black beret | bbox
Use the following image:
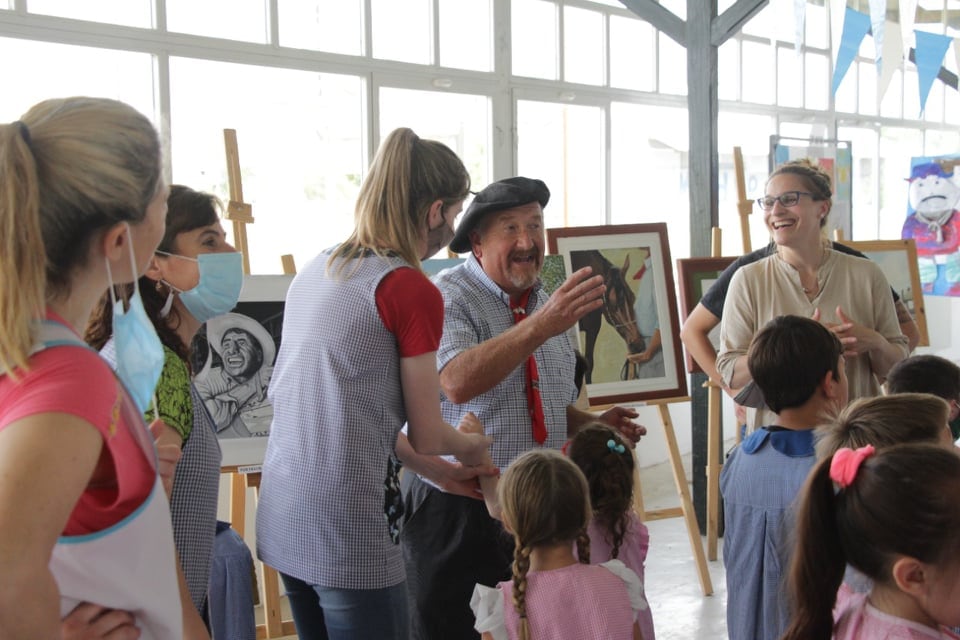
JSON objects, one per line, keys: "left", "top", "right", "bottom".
{"left": 449, "top": 177, "right": 550, "bottom": 254}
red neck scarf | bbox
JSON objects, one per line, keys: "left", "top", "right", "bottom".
{"left": 511, "top": 289, "right": 547, "bottom": 444}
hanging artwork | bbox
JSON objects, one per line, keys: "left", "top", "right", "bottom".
{"left": 547, "top": 223, "right": 686, "bottom": 406}
{"left": 902, "top": 155, "right": 960, "bottom": 297}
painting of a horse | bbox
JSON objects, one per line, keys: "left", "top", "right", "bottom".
{"left": 570, "top": 249, "right": 644, "bottom": 384}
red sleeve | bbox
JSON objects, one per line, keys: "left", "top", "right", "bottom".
{"left": 376, "top": 267, "right": 444, "bottom": 357}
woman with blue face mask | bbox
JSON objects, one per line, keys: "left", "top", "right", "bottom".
{"left": 87, "top": 184, "right": 244, "bottom": 630}
{"left": 0, "top": 98, "right": 209, "bottom": 639}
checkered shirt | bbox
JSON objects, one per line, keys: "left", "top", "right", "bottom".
{"left": 433, "top": 255, "right": 578, "bottom": 470}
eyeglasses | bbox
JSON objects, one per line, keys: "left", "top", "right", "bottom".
{"left": 756, "top": 191, "right": 815, "bottom": 210}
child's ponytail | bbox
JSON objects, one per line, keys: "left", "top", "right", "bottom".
{"left": 781, "top": 457, "right": 846, "bottom": 640}
{"left": 512, "top": 542, "right": 533, "bottom": 640}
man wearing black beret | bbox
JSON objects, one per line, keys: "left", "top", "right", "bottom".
{"left": 401, "top": 176, "right": 647, "bottom": 639}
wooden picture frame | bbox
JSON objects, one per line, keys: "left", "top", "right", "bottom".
{"left": 547, "top": 223, "right": 687, "bottom": 406}
{"left": 676, "top": 256, "right": 738, "bottom": 374}
{"left": 843, "top": 239, "right": 929, "bottom": 346}
{"left": 191, "top": 275, "right": 293, "bottom": 467}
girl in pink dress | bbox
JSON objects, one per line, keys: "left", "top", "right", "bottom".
{"left": 782, "top": 443, "right": 960, "bottom": 640}
{"left": 470, "top": 449, "right": 647, "bottom": 640}
{"left": 568, "top": 423, "right": 655, "bottom": 640}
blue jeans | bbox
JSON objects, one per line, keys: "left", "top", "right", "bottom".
{"left": 280, "top": 573, "right": 409, "bottom": 640}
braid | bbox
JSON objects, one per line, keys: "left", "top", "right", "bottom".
{"left": 576, "top": 530, "right": 591, "bottom": 564}
{"left": 610, "top": 511, "right": 629, "bottom": 560}
{"left": 512, "top": 543, "right": 533, "bottom": 640}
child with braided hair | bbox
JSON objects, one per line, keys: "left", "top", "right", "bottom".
{"left": 469, "top": 449, "right": 647, "bottom": 640}
{"left": 568, "top": 423, "right": 655, "bottom": 640}
{"left": 782, "top": 443, "right": 960, "bottom": 639}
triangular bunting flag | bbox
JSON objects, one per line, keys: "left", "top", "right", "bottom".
{"left": 832, "top": 8, "right": 871, "bottom": 95}
{"left": 829, "top": 0, "right": 847, "bottom": 62}
{"left": 878, "top": 20, "right": 903, "bottom": 108}
{"left": 868, "top": 0, "right": 886, "bottom": 65}
{"left": 914, "top": 30, "right": 953, "bottom": 116}
{"left": 899, "top": 0, "right": 918, "bottom": 58}
{"left": 794, "top": 0, "right": 806, "bottom": 56}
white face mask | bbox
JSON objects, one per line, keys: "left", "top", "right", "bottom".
{"left": 156, "top": 251, "right": 244, "bottom": 322}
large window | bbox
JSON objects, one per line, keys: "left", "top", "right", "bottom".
{"left": 1, "top": 0, "right": 957, "bottom": 268}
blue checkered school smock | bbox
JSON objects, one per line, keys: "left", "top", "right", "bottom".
{"left": 256, "top": 249, "right": 414, "bottom": 590}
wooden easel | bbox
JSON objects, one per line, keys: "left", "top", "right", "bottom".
{"left": 220, "top": 130, "right": 295, "bottom": 639}
{"left": 621, "top": 396, "right": 713, "bottom": 596}
{"left": 704, "top": 227, "right": 724, "bottom": 562}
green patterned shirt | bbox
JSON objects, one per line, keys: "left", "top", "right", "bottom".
{"left": 146, "top": 346, "right": 193, "bottom": 442}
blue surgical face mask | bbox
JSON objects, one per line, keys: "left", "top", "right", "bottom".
{"left": 156, "top": 251, "right": 243, "bottom": 323}
{"left": 107, "top": 223, "right": 165, "bottom": 415}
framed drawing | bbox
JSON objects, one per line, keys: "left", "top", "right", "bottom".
{"left": 191, "top": 274, "right": 293, "bottom": 466}
{"left": 844, "top": 239, "right": 929, "bottom": 346}
{"left": 676, "top": 256, "right": 737, "bottom": 374}
{"left": 547, "top": 223, "right": 687, "bottom": 406}
{"left": 422, "top": 257, "right": 465, "bottom": 277}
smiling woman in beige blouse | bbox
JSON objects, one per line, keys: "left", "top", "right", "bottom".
{"left": 716, "top": 159, "right": 909, "bottom": 431}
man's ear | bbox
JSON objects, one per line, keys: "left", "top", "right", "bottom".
{"left": 891, "top": 555, "right": 929, "bottom": 597}
{"left": 821, "top": 369, "right": 841, "bottom": 400}
{"left": 470, "top": 229, "right": 483, "bottom": 259}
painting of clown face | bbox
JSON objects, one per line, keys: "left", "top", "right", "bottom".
{"left": 902, "top": 157, "right": 960, "bottom": 296}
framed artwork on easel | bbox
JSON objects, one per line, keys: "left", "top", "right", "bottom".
{"left": 676, "top": 256, "right": 738, "bottom": 374}
{"left": 547, "top": 223, "right": 686, "bottom": 406}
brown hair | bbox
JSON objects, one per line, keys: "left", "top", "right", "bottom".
{"left": 86, "top": 185, "right": 223, "bottom": 364}
{"left": 498, "top": 449, "right": 591, "bottom": 640}
{"left": 783, "top": 444, "right": 960, "bottom": 640}
{"left": 768, "top": 158, "right": 833, "bottom": 227}
{"left": 567, "top": 423, "right": 634, "bottom": 559}
{"left": 328, "top": 127, "right": 469, "bottom": 274}
{"left": 0, "top": 97, "right": 161, "bottom": 377}
{"left": 814, "top": 393, "right": 949, "bottom": 460}
{"left": 885, "top": 354, "right": 960, "bottom": 401}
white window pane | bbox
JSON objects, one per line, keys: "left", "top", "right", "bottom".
{"left": 278, "top": 0, "right": 362, "bottom": 55}
{"left": 878, "top": 126, "right": 922, "bottom": 239}
{"left": 27, "top": 0, "right": 152, "bottom": 27}
{"left": 169, "top": 58, "right": 364, "bottom": 275}
{"left": 167, "top": 0, "right": 268, "bottom": 43}
{"left": 946, "top": 78, "right": 960, "bottom": 124}
{"left": 512, "top": 0, "right": 558, "bottom": 79}
{"left": 879, "top": 68, "right": 902, "bottom": 118}
{"left": 371, "top": 0, "right": 431, "bottom": 64}
{"left": 0, "top": 38, "right": 155, "bottom": 121}
{"left": 718, "top": 38, "right": 739, "bottom": 101}
{"left": 610, "top": 15, "right": 655, "bottom": 91}
{"left": 856, "top": 61, "right": 877, "bottom": 116}
{"left": 516, "top": 100, "right": 604, "bottom": 229}
{"left": 611, "top": 103, "right": 689, "bottom": 258}
{"left": 378, "top": 87, "right": 491, "bottom": 204}
{"left": 777, "top": 47, "right": 802, "bottom": 107}
{"left": 804, "top": 52, "right": 828, "bottom": 110}
{"left": 779, "top": 121, "right": 815, "bottom": 138}
{"left": 742, "top": 40, "right": 774, "bottom": 104}
{"left": 743, "top": 0, "right": 790, "bottom": 41}
{"left": 658, "top": 35, "right": 686, "bottom": 95}
{"left": 925, "top": 129, "right": 960, "bottom": 157}
{"left": 903, "top": 67, "right": 920, "bottom": 118}
{"left": 804, "top": 1, "right": 827, "bottom": 50}
{"left": 719, "top": 111, "right": 772, "bottom": 255}
{"left": 439, "top": 0, "right": 492, "bottom": 72}
{"left": 563, "top": 6, "right": 604, "bottom": 85}
{"left": 923, "top": 79, "right": 944, "bottom": 123}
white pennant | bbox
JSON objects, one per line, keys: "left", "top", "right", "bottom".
{"left": 878, "top": 20, "right": 903, "bottom": 108}
{"left": 899, "top": 0, "right": 918, "bottom": 58}
{"left": 794, "top": 0, "right": 806, "bottom": 56}
{"left": 829, "top": 0, "right": 847, "bottom": 63}
{"left": 868, "top": 0, "right": 886, "bottom": 65}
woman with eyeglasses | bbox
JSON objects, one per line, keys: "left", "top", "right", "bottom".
{"left": 715, "top": 159, "right": 910, "bottom": 431}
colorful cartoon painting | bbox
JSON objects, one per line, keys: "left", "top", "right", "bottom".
{"left": 903, "top": 155, "right": 960, "bottom": 296}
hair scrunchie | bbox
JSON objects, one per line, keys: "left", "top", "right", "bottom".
{"left": 829, "top": 445, "right": 875, "bottom": 489}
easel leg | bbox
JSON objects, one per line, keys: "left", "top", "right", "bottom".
{"left": 706, "top": 385, "right": 722, "bottom": 561}
{"left": 658, "top": 404, "right": 714, "bottom": 596}
{"left": 230, "top": 472, "right": 246, "bottom": 538}
{"left": 633, "top": 449, "right": 646, "bottom": 521}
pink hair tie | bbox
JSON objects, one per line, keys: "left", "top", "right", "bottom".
{"left": 829, "top": 445, "right": 876, "bottom": 489}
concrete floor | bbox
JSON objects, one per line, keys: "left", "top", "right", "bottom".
{"left": 262, "top": 447, "right": 733, "bottom": 639}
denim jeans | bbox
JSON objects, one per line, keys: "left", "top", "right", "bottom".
{"left": 280, "top": 573, "right": 409, "bottom": 640}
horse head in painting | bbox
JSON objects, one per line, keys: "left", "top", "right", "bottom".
{"left": 569, "top": 250, "right": 645, "bottom": 384}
